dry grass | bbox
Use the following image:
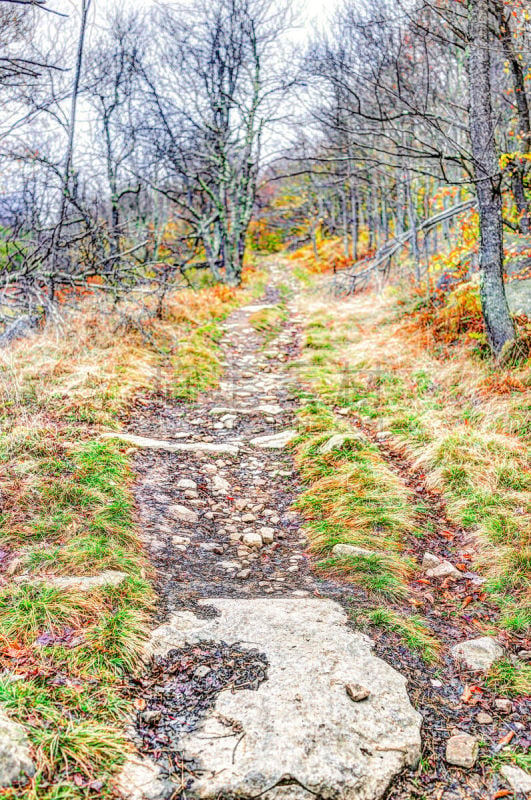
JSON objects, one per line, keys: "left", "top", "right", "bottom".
{"left": 295, "top": 285, "right": 531, "bottom": 634}
{"left": 288, "top": 233, "right": 373, "bottom": 276}
{"left": 292, "top": 401, "right": 415, "bottom": 599}
{"left": 351, "top": 607, "right": 440, "bottom": 663}
{"left": 0, "top": 271, "right": 264, "bottom": 798}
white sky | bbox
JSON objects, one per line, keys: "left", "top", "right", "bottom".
{"left": 46, "top": 0, "right": 338, "bottom": 47}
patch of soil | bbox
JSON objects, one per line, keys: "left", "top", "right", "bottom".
{"left": 127, "top": 642, "right": 268, "bottom": 793}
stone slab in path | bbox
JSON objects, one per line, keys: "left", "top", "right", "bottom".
{"left": 101, "top": 432, "right": 239, "bottom": 455}
{"left": 249, "top": 429, "right": 296, "bottom": 449}
{"left": 148, "top": 597, "right": 422, "bottom": 800}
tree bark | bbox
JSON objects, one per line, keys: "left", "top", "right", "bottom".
{"left": 405, "top": 170, "right": 420, "bottom": 285}
{"left": 350, "top": 184, "right": 358, "bottom": 261}
{"left": 468, "top": 0, "right": 515, "bottom": 356}
{"left": 495, "top": 0, "right": 531, "bottom": 234}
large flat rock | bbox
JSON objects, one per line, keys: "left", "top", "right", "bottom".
{"left": 149, "top": 598, "right": 421, "bottom": 800}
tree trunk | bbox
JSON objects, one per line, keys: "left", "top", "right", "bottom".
{"left": 50, "top": 0, "right": 91, "bottom": 295}
{"left": 405, "top": 171, "right": 421, "bottom": 285}
{"left": 468, "top": 0, "right": 515, "bottom": 356}
{"left": 495, "top": 0, "right": 531, "bottom": 234}
{"left": 341, "top": 188, "right": 349, "bottom": 258}
{"left": 350, "top": 184, "right": 358, "bottom": 261}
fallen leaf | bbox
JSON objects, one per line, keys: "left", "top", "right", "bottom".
{"left": 133, "top": 697, "right": 147, "bottom": 711}
{"left": 461, "top": 684, "right": 483, "bottom": 704}
{"left": 498, "top": 731, "right": 515, "bottom": 747}
{"left": 493, "top": 791, "right": 512, "bottom": 799}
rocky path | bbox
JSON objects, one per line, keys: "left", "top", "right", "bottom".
{"left": 114, "top": 280, "right": 423, "bottom": 800}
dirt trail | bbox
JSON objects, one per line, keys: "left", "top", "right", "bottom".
{"left": 118, "top": 270, "right": 528, "bottom": 800}
{"left": 129, "top": 284, "right": 324, "bottom": 611}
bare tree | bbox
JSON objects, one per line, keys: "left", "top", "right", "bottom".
{"left": 298, "top": 0, "right": 525, "bottom": 356}
{"left": 138, "top": 0, "right": 291, "bottom": 285}
{"left": 468, "top": 0, "right": 515, "bottom": 354}
{"left": 85, "top": 9, "right": 145, "bottom": 257}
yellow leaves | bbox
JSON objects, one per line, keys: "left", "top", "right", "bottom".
{"left": 499, "top": 152, "right": 531, "bottom": 169}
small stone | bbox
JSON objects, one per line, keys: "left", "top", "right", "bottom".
{"left": 332, "top": 543, "right": 376, "bottom": 558}
{"left": 422, "top": 552, "right": 441, "bottom": 570}
{"left": 237, "top": 568, "right": 251, "bottom": 579}
{"left": 500, "top": 765, "right": 531, "bottom": 794}
{"left": 194, "top": 665, "right": 211, "bottom": 679}
{"left": 257, "top": 404, "right": 283, "bottom": 415}
{"left": 0, "top": 709, "right": 35, "bottom": 787}
{"left": 169, "top": 505, "right": 198, "bottom": 524}
{"left": 212, "top": 475, "right": 230, "bottom": 492}
{"left": 494, "top": 698, "right": 513, "bottom": 714}
{"left": 451, "top": 637, "right": 504, "bottom": 672}
{"left": 203, "top": 464, "right": 218, "bottom": 474}
{"left": 476, "top": 712, "right": 493, "bottom": 724}
{"left": 445, "top": 733, "right": 479, "bottom": 768}
{"left": 517, "top": 649, "right": 531, "bottom": 661}
{"left": 242, "top": 513, "right": 257, "bottom": 523}
{"left": 346, "top": 683, "right": 370, "bottom": 702}
{"left": 184, "top": 489, "right": 198, "bottom": 499}
{"left": 375, "top": 431, "right": 392, "bottom": 440}
{"left": 249, "top": 430, "right": 296, "bottom": 449}
{"left": 242, "top": 532, "right": 263, "bottom": 548}
{"left": 287, "top": 565, "right": 298, "bottom": 573}
{"left": 220, "top": 560, "right": 239, "bottom": 570}
{"left": 200, "top": 543, "right": 219, "bottom": 552}
{"left": 177, "top": 478, "right": 197, "bottom": 490}
{"left": 172, "top": 535, "right": 191, "bottom": 545}
{"left": 213, "top": 546, "right": 225, "bottom": 555}
{"left": 426, "top": 560, "right": 462, "bottom": 580}
{"left": 259, "top": 527, "right": 275, "bottom": 544}
{"left": 140, "top": 709, "right": 162, "bottom": 726}
{"left": 430, "top": 679, "right": 443, "bottom": 688}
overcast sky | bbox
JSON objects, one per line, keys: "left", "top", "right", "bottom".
{"left": 46, "top": 0, "right": 338, "bottom": 47}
